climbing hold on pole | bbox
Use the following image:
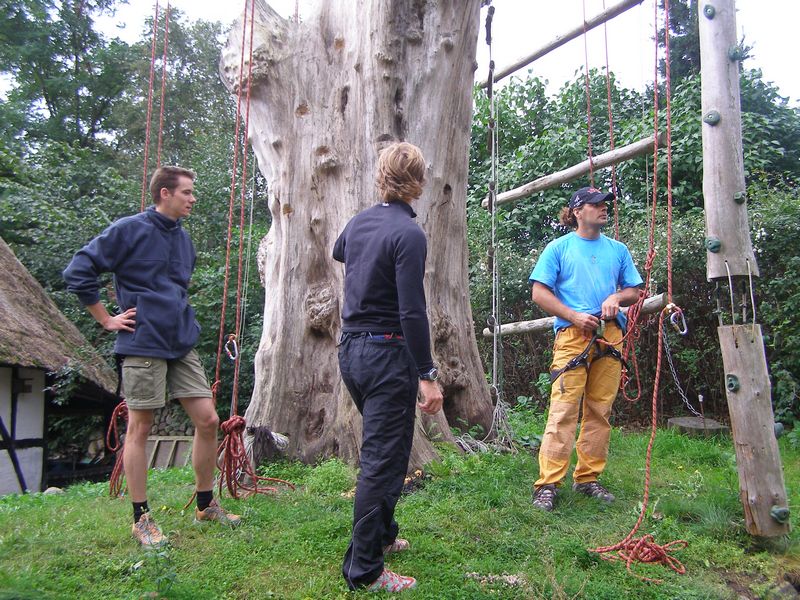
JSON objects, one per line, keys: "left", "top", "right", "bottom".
{"left": 705, "top": 237, "right": 722, "bottom": 253}
{"left": 703, "top": 110, "right": 721, "bottom": 125}
{"left": 770, "top": 505, "right": 790, "bottom": 524}
{"left": 703, "top": 4, "right": 716, "bottom": 19}
{"left": 725, "top": 374, "right": 740, "bottom": 393}
{"left": 728, "top": 45, "right": 744, "bottom": 62}
{"left": 733, "top": 191, "right": 746, "bottom": 205}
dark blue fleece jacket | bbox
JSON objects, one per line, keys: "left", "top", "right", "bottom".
{"left": 63, "top": 206, "right": 200, "bottom": 359}
{"left": 333, "top": 201, "right": 434, "bottom": 375}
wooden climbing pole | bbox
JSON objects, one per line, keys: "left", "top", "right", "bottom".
{"left": 699, "top": 0, "right": 789, "bottom": 537}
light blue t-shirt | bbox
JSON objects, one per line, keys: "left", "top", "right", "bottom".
{"left": 529, "top": 232, "right": 643, "bottom": 332}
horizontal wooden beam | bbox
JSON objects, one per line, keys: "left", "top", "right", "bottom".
{"left": 481, "top": 0, "right": 645, "bottom": 87}
{"left": 482, "top": 132, "right": 664, "bottom": 209}
{"left": 482, "top": 293, "right": 667, "bottom": 338}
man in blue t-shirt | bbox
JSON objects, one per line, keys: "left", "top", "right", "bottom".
{"left": 528, "top": 187, "right": 643, "bottom": 512}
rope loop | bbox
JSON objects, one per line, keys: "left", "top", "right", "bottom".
{"left": 106, "top": 400, "right": 129, "bottom": 497}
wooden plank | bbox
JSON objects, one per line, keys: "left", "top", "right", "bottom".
{"left": 481, "top": 0, "right": 645, "bottom": 86}
{"left": 718, "top": 325, "right": 788, "bottom": 537}
{"left": 482, "top": 133, "right": 664, "bottom": 209}
{"left": 147, "top": 439, "right": 160, "bottom": 470}
{"left": 165, "top": 440, "right": 178, "bottom": 469}
{"left": 145, "top": 436, "right": 194, "bottom": 470}
{"left": 699, "top": 0, "right": 758, "bottom": 279}
{"left": 482, "top": 293, "right": 666, "bottom": 338}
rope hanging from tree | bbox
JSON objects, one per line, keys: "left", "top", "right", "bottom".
{"left": 139, "top": 0, "right": 170, "bottom": 212}
{"left": 211, "top": 0, "right": 293, "bottom": 498}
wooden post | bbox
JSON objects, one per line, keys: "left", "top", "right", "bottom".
{"left": 718, "top": 326, "right": 788, "bottom": 537}
{"left": 699, "top": 0, "right": 788, "bottom": 536}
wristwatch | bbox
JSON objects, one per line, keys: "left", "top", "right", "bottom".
{"left": 420, "top": 367, "right": 439, "bottom": 382}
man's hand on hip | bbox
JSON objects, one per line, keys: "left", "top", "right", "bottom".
{"left": 104, "top": 307, "right": 137, "bottom": 332}
{"left": 418, "top": 380, "right": 443, "bottom": 415}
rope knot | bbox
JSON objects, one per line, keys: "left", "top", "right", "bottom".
{"left": 221, "top": 414, "right": 246, "bottom": 435}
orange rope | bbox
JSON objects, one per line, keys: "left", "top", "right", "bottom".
{"left": 581, "top": 0, "right": 595, "bottom": 187}
{"left": 212, "top": 0, "right": 294, "bottom": 499}
{"left": 156, "top": 0, "right": 170, "bottom": 167}
{"left": 601, "top": 0, "right": 620, "bottom": 240}
{"left": 212, "top": 0, "right": 251, "bottom": 400}
{"left": 106, "top": 401, "right": 128, "bottom": 497}
{"left": 664, "top": 0, "right": 674, "bottom": 302}
{"left": 139, "top": 0, "right": 160, "bottom": 212}
{"left": 591, "top": 2, "right": 687, "bottom": 581}
{"left": 590, "top": 310, "right": 687, "bottom": 582}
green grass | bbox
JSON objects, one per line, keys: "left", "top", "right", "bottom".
{"left": 0, "top": 416, "right": 798, "bottom": 599}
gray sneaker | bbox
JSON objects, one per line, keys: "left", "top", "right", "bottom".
{"left": 572, "top": 481, "right": 615, "bottom": 503}
{"left": 532, "top": 484, "right": 558, "bottom": 511}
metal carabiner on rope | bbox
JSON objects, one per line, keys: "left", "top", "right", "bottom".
{"left": 224, "top": 333, "right": 239, "bottom": 361}
{"left": 666, "top": 303, "right": 689, "bottom": 336}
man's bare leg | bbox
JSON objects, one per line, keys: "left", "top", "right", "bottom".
{"left": 179, "top": 397, "right": 219, "bottom": 491}
{"left": 124, "top": 408, "right": 155, "bottom": 503}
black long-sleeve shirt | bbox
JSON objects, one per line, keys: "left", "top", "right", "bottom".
{"left": 333, "top": 201, "right": 434, "bottom": 375}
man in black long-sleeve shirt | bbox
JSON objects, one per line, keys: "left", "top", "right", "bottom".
{"left": 334, "top": 142, "right": 443, "bottom": 593}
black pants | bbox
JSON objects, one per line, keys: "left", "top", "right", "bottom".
{"left": 338, "top": 333, "right": 418, "bottom": 590}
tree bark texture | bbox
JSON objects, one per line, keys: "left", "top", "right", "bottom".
{"left": 220, "top": 0, "right": 493, "bottom": 469}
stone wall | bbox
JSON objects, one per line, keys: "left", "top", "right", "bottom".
{"left": 151, "top": 403, "right": 193, "bottom": 436}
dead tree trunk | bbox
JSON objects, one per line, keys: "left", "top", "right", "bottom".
{"left": 220, "top": 0, "right": 493, "bottom": 469}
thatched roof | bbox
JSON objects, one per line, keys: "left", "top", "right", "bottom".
{"left": 0, "top": 236, "right": 116, "bottom": 395}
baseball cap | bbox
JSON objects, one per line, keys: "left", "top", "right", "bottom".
{"left": 569, "top": 187, "right": 614, "bottom": 209}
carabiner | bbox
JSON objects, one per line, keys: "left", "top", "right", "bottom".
{"left": 224, "top": 333, "right": 239, "bottom": 361}
{"left": 668, "top": 305, "right": 689, "bottom": 336}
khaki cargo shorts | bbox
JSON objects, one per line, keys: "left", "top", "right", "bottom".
{"left": 122, "top": 349, "right": 212, "bottom": 410}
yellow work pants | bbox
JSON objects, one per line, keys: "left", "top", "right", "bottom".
{"left": 535, "top": 323, "right": 623, "bottom": 488}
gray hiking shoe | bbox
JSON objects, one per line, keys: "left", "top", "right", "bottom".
{"left": 573, "top": 481, "right": 615, "bottom": 503}
{"left": 532, "top": 484, "right": 558, "bottom": 512}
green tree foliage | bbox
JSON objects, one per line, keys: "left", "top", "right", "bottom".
{"left": 0, "top": 0, "right": 133, "bottom": 148}
{"left": 657, "top": 0, "right": 701, "bottom": 80}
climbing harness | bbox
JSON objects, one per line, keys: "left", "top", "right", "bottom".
{"left": 549, "top": 328, "right": 628, "bottom": 394}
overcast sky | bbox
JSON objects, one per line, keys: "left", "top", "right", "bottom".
{"left": 95, "top": 0, "right": 799, "bottom": 105}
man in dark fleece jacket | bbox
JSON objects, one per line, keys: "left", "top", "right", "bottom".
{"left": 333, "top": 142, "right": 443, "bottom": 593}
{"left": 63, "top": 166, "right": 239, "bottom": 549}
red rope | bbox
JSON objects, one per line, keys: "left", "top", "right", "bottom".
{"left": 212, "top": 0, "right": 251, "bottom": 400}
{"left": 216, "top": 416, "right": 295, "bottom": 499}
{"left": 156, "top": 0, "right": 170, "bottom": 167}
{"left": 212, "top": 0, "right": 294, "bottom": 499}
{"left": 581, "top": 0, "right": 595, "bottom": 187}
{"left": 106, "top": 400, "right": 128, "bottom": 497}
{"left": 590, "top": 310, "right": 687, "bottom": 582}
{"left": 664, "top": 0, "right": 674, "bottom": 302}
{"left": 591, "top": 3, "right": 687, "bottom": 581}
{"left": 230, "top": 0, "right": 258, "bottom": 418}
{"left": 140, "top": 0, "right": 160, "bottom": 212}
{"left": 602, "top": 0, "right": 620, "bottom": 240}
